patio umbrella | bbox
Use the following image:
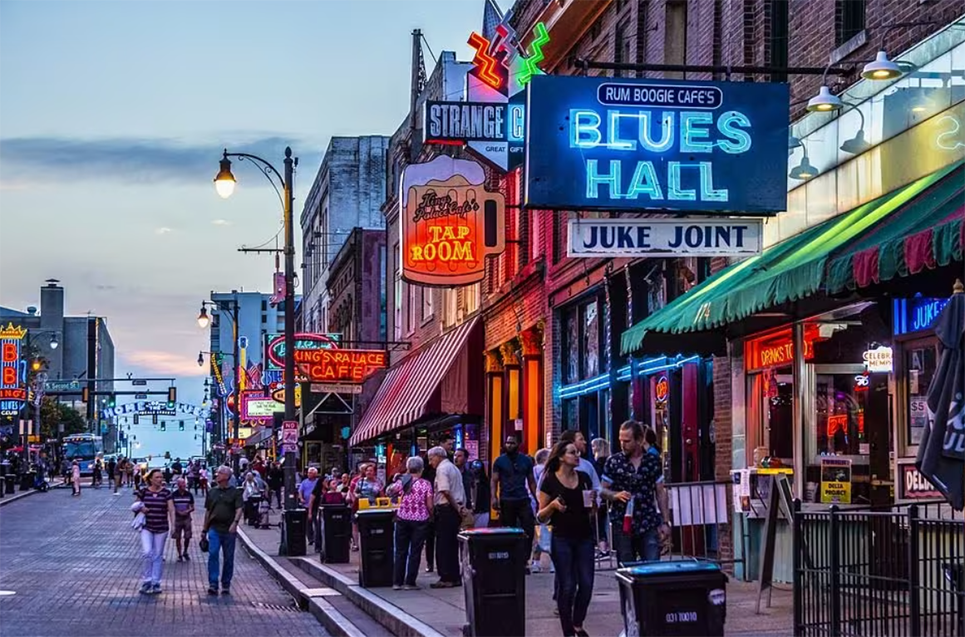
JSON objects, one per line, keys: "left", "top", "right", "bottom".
{"left": 915, "top": 279, "right": 965, "bottom": 510}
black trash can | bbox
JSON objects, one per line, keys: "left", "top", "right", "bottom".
{"left": 21, "top": 471, "right": 35, "bottom": 491}
{"left": 356, "top": 509, "right": 394, "bottom": 587}
{"left": 459, "top": 527, "right": 528, "bottom": 637}
{"left": 282, "top": 508, "right": 308, "bottom": 557}
{"left": 5, "top": 474, "right": 16, "bottom": 495}
{"left": 617, "top": 560, "right": 727, "bottom": 637}
{"left": 318, "top": 504, "right": 351, "bottom": 564}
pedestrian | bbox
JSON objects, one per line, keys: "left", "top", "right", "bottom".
{"left": 267, "top": 461, "right": 284, "bottom": 509}
{"left": 601, "top": 421, "right": 671, "bottom": 565}
{"left": 107, "top": 456, "right": 118, "bottom": 494}
{"left": 203, "top": 465, "right": 244, "bottom": 596}
{"left": 135, "top": 469, "right": 175, "bottom": 595}
{"left": 468, "top": 459, "right": 491, "bottom": 529}
{"left": 491, "top": 434, "right": 537, "bottom": 557}
{"left": 590, "top": 438, "right": 611, "bottom": 557}
{"left": 537, "top": 441, "right": 597, "bottom": 637}
{"left": 420, "top": 457, "right": 436, "bottom": 571}
{"left": 298, "top": 467, "right": 320, "bottom": 543}
{"left": 171, "top": 477, "right": 195, "bottom": 562}
{"left": 186, "top": 461, "right": 197, "bottom": 493}
{"left": 71, "top": 459, "right": 81, "bottom": 496}
{"left": 532, "top": 447, "right": 552, "bottom": 572}
{"left": 453, "top": 448, "right": 473, "bottom": 511}
{"left": 92, "top": 459, "right": 103, "bottom": 488}
{"left": 162, "top": 464, "right": 173, "bottom": 486}
{"left": 198, "top": 466, "right": 209, "bottom": 496}
{"left": 427, "top": 446, "right": 466, "bottom": 588}
{"left": 391, "top": 456, "right": 433, "bottom": 590}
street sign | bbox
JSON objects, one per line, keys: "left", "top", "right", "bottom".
{"left": 132, "top": 379, "right": 148, "bottom": 386}
{"left": 44, "top": 380, "right": 82, "bottom": 393}
{"left": 310, "top": 383, "right": 362, "bottom": 395}
{"left": 135, "top": 393, "right": 147, "bottom": 400}
{"left": 281, "top": 420, "right": 298, "bottom": 446}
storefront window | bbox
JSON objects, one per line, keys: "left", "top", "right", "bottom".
{"left": 563, "top": 398, "right": 578, "bottom": 432}
{"left": 905, "top": 337, "right": 938, "bottom": 446}
{"left": 814, "top": 373, "right": 868, "bottom": 456}
{"left": 583, "top": 300, "right": 599, "bottom": 379}
{"left": 566, "top": 308, "right": 579, "bottom": 383}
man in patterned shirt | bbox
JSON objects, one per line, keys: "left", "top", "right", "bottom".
{"left": 601, "top": 420, "right": 671, "bottom": 564}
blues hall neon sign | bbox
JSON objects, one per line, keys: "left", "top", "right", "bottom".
{"left": 524, "top": 76, "right": 790, "bottom": 214}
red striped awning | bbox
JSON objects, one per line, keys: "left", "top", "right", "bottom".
{"left": 349, "top": 317, "right": 479, "bottom": 447}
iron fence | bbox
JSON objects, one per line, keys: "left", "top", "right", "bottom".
{"left": 793, "top": 499, "right": 964, "bottom": 637}
{"left": 664, "top": 480, "right": 748, "bottom": 576}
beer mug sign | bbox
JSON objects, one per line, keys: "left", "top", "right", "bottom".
{"left": 401, "top": 155, "right": 506, "bottom": 286}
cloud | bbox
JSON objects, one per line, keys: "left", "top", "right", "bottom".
{"left": 211, "top": 219, "right": 232, "bottom": 226}
{"left": 0, "top": 136, "right": 320, "bottom": 186}
{"left": 123, "top": 351, "right": 208, "bottom": 377}
{"left": 154, "top": 227, "right": 173, "bottom": 235}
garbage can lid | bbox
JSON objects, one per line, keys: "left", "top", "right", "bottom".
{"left": 458, "top": 527, "right": 526, "bottom": 538}
{"left": 618, "top": 560, "right": 721, "bottom": 578}
{"left": 355, "top": 508, "right": 395, "bottom": 516}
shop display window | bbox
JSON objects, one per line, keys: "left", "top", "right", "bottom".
{"left": 565, "top": 308, "right": 579, "bottom": 384}
{"left": 904, "top": 337, "right": 938, "bottom": 447}
{"left": 583, "top": 300, "right": 599, "bottom": 379}
{"left": 814, "top": 373, "right": 867, "bottom": 456}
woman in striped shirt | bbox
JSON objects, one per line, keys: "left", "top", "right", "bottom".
{"left": 135, "top": 469, "right": 175, "bottom": 594}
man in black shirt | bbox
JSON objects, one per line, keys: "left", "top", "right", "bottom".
{"left": 453, "top": 448, "right": 473, "bottom": 510}
{"left": 203, "top": 466, "right": 244, "bottom": 596}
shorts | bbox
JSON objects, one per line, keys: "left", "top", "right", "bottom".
{"left": 172, "top": 516, "right": 193, "bottom": 540}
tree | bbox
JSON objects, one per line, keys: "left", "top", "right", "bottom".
{"left": 39, "top": 397, "right": 87, "bottom": 440}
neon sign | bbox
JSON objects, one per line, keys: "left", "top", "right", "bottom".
{"left": 518, "top": 22, "right": 549, "bottom": 86}
{"left": 0, "top": 322, "right": 27, "bottom": 417}
{"left": 265, "top": 332, "right": 341, "bottom": 371}
{"left": 296, "top": 349, "right": 386, "bottom": 383}
{"left": 240, "top": 390, "right": 277, "bottom": 422}
{"left": 401, "top": 155, "right": 506, "bottom": 286}
{"left": 524, "top": 76, "right": 789, "bottom": 213}
{"left": 468, "top": 32, "right": 502, "bottom": 90}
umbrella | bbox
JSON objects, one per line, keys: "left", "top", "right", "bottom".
{"left": 916, "top": 279, "right": 965, "bottom": 510}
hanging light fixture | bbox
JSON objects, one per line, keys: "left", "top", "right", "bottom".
{"left": 197, "top": 305, "right": 210, "bottom": 329}
{"left": 807, "top": 86, "right": 843, "bottom": 112}
{"left": 862, "top": 50, "right": 903, "bottom": 80}
{"left": 840, "top": 129, "right": 872, "bottom": 155}
{"left": 213, "top": 151, "right": 236, "bottom": 199}
{"left": 789, "top": 154, "right": 817, "bottom": 180}
{"left": 788, "top": 132, "right": 803, "bottom": 151}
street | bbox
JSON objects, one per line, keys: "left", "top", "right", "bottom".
{"left": 0, "top": 488, "right": 327, "bottom": 637}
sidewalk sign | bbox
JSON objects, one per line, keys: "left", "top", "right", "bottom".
{"left": 819, "top": 457, "right": 852, "bottom": 504}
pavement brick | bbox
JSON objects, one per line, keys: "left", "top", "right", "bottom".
{"left": 0, "top": 487, "right": 328, "bottom": 637}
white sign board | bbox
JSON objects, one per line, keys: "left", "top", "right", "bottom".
{"left": 310, "top": 383, "right": 362, "bottom": 395}
{"left": 863, "top": 346, "right": 894, "bottom": 373}
{"left": 566, "top": 218, "right": 763, "bottom": 258}
{"left": 281, "top": 420, "right": 299, "bottom": 446}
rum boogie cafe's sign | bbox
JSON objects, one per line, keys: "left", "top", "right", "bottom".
{"left": 567, "top": 218, "right": 762, "bottom": 258}
{"left": 401, "top": 155, "right": 506, "bottom": 286}
{"left": 524, "top": 75, "right": 789, "bottom": 214}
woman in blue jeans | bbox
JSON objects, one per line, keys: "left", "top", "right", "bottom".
{"left": 537, "top": 442, "right": 596, "bottom": 637}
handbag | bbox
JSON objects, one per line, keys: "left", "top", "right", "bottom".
{"left": 199, "top": 536, "right": 209, "bottom": 553}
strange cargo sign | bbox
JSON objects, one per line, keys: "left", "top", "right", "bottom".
{"left": 524, "top": 76, "right": 789, "bottom": 214}
{"left": 567, "top": 218, "right": 762, "bottom": 258}
{"left": 400, "top": 155, "right": 506, "bottom": 287}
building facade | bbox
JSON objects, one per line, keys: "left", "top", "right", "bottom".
{"left": 300, "top": 136, "right": 390, "bottom": 334}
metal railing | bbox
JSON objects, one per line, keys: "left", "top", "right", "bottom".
{"left": 793, "top": 499, "right": 965, "bottom": 637}
{"left": 664, "top": 480, "right": 748, "bottom": 576}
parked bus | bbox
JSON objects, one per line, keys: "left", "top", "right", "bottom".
{"left": 61, "top": 434, "right": 104, "bottom": 475}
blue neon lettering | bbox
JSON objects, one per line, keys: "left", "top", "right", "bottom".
{"left": 626, "top": 161, "right": 663, "bottom": 200}
{"left": 571, "top": 109, "right": 602, "bottom": 147}
{"left": 607, "top": 110, "right": 636, "bottom": 150}
{"left": 700, "top": 163, "right": 728, "bottom": 202}
{"left": 668, "top": 162, "right": 696, "bottom": 201}
{"left": 586, "top": 159, "right": 622, "bottom": 199}
{"left": 639, "top": 111, "right": 675, "bottom": 152}
{"left": 509, "top": 105, "right": 525, "bottom": 142}
{"left": 717, "top": 111, "right": 753, "bottom": 153}
{"left": 680, "top": 111, "right": 714, "bottom": 153}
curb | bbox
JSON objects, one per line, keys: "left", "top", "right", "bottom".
{"left": 0, "top": 488, "right": 41, "bottom": 508}
{"left": 236, "top": 527, "right": 364, "bottom": 637}
{"left": 293, "top": 556, "right": 447, "bottom": 637}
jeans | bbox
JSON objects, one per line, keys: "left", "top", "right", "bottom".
{"left": 550, "top": 535, "right": 596, "bottom": 637}
{"left": 207, "top": 529, "right": 237, "bottom": 589}
{"left": 424, "top": 519, "right": 435, "bottom": 569}
{"left": 499, "top": 499, "right": 536, "bottom": 543}
{"left": 139, "top": 530, "right": 168, "bottom": 585}
{"left": 434, "top": 505, "right": 461, "bottom": 583}
{"left": 612, "top": 524, "right": 660, "bottom": 566}
{"left": 394, "top": 518, "right": 428, "bottom": 586}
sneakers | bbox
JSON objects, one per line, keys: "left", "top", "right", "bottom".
{"left": 177, "top": 555, "right": 183, "bottom": 562}
{"left": 207, "top": 586, "right": 218, "bottom": 596}
{"left": 425, "top": 565, "right": 434, "bottom": 573}
{"left": 151, "top": 583, "right": 162, "bottom": 595}
{"left": 139, "top": 582, "right": 152, "bottom": 595}
{"left": 182, "top": 553, "right": 190, "bottom": 561}
{"left": 220, "top": 588, "right": 231, "bottom": 595}
{"left": 392, "top": 584, "right": 403, "bottom": 590}
{"left": 529, "top": 560, "right": 542, "bottom": 573}
{"left": 429, "top": 580, "right": 455, "bottom": 589}
{"left": 403, "top": 584, "right": 420, "bottom": 591}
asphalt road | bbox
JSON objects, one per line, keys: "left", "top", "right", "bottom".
{"left": 0, "top": 486, "right": 327, "bottom": 637}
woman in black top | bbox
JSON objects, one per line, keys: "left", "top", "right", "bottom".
{"left": 537, "top": 442, "right": 596, "bottom": 637}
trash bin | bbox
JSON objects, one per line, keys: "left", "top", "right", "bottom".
{"left": 356, "top": 509, "right": 394, "bottom": 587}
{"left": 459, "top": 527, "right": 528, "bottom": 637}
{"left": 318, "top": 504, "right": 351, "bottom": 564}
{"left": 282, "top": 508, "right": 308, "bottom": 557}
{"left": 616, "top": 560, "right": 727, "bottom": 637}
{"left": 21, "top": 471, "right": 35, "bottom": 491}
{"left": 5, "top": 475, "right": 16, "bottom": 495}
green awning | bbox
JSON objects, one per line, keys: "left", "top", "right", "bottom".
{"left": 621, "top": 161, "right": 964, "bottom": 356}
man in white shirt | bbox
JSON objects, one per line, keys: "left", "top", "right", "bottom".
{"left": 427, "top": 446, "right": 465, "bottom": 588}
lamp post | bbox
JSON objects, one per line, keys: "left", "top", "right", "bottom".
{"left": 197, "top": 300, "right": 241, "bottom": 474}
{"left": 213, "top": 148, "right": 298, "bottom": 514}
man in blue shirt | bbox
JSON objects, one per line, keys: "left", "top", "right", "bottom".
{"left": 491, "top": 435, "right": 537, "bottom": 548}
{"left": 298, "top": 467, "right": 320, "bottom": 545}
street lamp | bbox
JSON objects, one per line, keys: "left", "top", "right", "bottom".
{"left": 213, "top": 147, "right": 298, "bottom": 517}
{"left": 197, "top": 305, "right": 210, "bottom": 329}
{"left": 197, "top": 300, "right": 240, "bottom": 472}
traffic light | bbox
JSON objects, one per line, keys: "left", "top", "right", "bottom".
{"left": 107, "top": 394, "right": 117, "bottom": 408}
{"left": 82, "top": 387, "right": 89, "bottom": 403}
{"left": 160, "top": 422, "right": 166, "bottom": 432}
{"left": 178, "top": 421, "right": 184, "bottom": 431}
{"left": 167, "top": 386, "right": 177, "bottom": 407}
{"left": 133, "top": 414, "right": 139, "bottom": 425}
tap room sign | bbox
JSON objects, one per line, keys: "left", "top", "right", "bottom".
{"left": 524, "top": 76, "right": 789, "bottom": 214}
{"left": 567, "top": 218, "right": 762, "bottom": 258}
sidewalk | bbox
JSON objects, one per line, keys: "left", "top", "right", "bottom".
{"left": 238, "top": 521, "right": 793, "bottom": 636}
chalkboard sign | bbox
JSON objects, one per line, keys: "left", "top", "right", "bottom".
{"left": 756, "top": 473, "right": 793, "bottom": 613}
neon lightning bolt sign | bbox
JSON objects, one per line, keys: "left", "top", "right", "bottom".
{"left": 518, "top": 22, "right": 549, "bottom": 86}
{"left": 468, "top": 32, "right": 502, "bottom": 89}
